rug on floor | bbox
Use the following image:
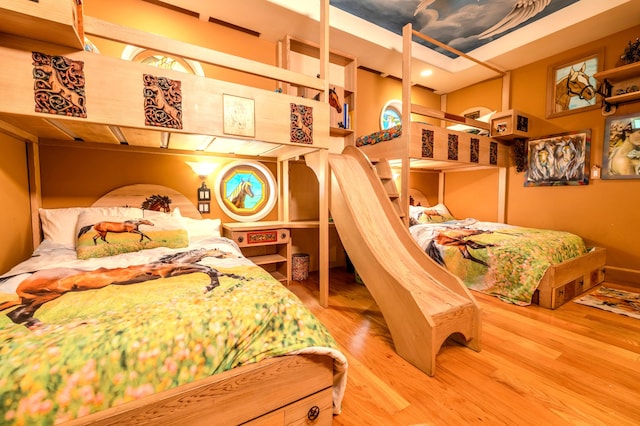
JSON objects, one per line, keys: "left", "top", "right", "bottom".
{"left": 573, "top": 286, "right": 640, "bottom": 319}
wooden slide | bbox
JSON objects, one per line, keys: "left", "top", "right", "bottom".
{"left": 328, "top": 146, "right": 481, "bottom": 376}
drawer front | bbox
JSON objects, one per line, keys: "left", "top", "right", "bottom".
{"left": 229, "top": 229, "right": 290, "bottom": 247}
{"left": 243, "top": 387, "right": 332, "bottom": 426}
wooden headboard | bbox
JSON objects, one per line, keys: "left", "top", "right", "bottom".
{"left": 91, "top": 184, "right": 202, "bottom": 219}
{"left": 409, "top": 188, "right": 430, "bottom": 207}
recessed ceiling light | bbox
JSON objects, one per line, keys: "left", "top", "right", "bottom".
{"left": 420, "top": 69, "right": 433, "bottom": 77}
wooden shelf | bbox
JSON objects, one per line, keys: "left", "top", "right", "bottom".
{"left": 250, "top": 253, "right": 287, "bottom": 265}
{"left": 269, "top": 271, "right": 287, "bottom": 283}
{"left": 594, "top": 61, "right": 640, "bottom": 83}
{"left": 603, "top": 90, "right": 640, "bottom": 105}
{"left": 330, "top": 127, "right": 353, "bottom": 137}
{"left": 594, "top": 62, "right": 640, "bottom": 110}
{"left": 222, "top": 224, "right": 292, "bottom": 285}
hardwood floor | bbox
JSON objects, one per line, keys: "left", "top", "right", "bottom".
{"left": 288, "top": 269, "right": 640, "bottom": 426}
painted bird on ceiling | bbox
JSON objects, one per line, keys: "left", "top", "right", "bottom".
{"left": 478, "top": 0, "right": 552, "bottom": 39}
{"left": 414, "top": 0, "right": 552, "bottom": 39}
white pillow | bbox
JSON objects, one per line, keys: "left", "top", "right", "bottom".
{"left": 180, "top": 217, "right": 222, "bottom": 242}
{"left": 39, "top": 207, "right": 143, "bottom": 247}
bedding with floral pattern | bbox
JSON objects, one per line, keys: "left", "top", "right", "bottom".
{"left": 410, "top": 217, "right": 588, "bottom": 305}
{"left": 0, "top": 234, "right": 347, "bottom": 424}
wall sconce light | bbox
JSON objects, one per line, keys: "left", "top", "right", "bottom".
{"left": 198, "top": 182, "right": 211, "bottom": 201}
{"left": 198, "top": 182, "right": 211, "bottom": 213}
{"left": 186, "top": 161, "right": 217, "bottom": 178}
{"left": 186, "top": 161, "right": 218, "bottom": 215}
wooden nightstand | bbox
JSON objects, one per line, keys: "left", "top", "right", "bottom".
{"left": 222, "top": 222, "right": 292, "bottom": 285}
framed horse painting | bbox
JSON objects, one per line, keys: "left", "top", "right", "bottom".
{"left": 214, "top": 160, "right": 277, "bottom": 221}
{"left": 546, "top": 50, "right": 603, "bottom": 118}
{"left": 524, "top": 129, "right": 591, "bottom": 186}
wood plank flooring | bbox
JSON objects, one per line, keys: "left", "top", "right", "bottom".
{"left": 288, "top": 269, "right": 640, "bottom": 426}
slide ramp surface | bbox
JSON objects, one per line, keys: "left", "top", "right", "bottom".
{"left": 328, "top": 146, "right": 481, "bottom": 376}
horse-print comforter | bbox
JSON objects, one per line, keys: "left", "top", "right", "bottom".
{"left": 0, "top": 237, "right": 346, "bottom": 425}
{"left": 410, "top": 219, "right": 588, "bottom": 305}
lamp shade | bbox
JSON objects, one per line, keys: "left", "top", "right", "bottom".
{"left": 186, "top": 161, "right": 217, "bottom": 178}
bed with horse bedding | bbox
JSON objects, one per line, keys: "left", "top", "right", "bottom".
{"left": 408, "top": 205, "right": 598, "bottom": 306}
{"left": 0, "top": 210, "right": 347, "bottom": 425}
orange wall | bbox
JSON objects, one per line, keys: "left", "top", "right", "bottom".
{"left": 38, "top": 142, "right": 278, "bottom": 223}
{"left": 0, "top": 133, "right": 32, "bottom": 273}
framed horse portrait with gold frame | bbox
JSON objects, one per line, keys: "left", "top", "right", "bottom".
{"left": 602, "top": 113, "right": 640, "bottom": 179}
{"left": 214, "top": 160, "right": 277, "bottom": 221}
{"left": 546, "top": 50, "right": 603, "bottom": 119}
{"left": 524, "top": 129, "right": 591, "bottom": 186}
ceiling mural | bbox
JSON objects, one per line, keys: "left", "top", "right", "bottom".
{"left": 330, "top": 0, "right": 580, "bottom": 58}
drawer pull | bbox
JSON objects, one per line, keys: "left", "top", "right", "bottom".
{"left": 307, "top": 405, "right": 320, "bottom": 421}
{"left": 281, "top": 232, "right": 287, "bottom": 240}
{"left": 237, "top": 236, "right": 244, "bottom": 243}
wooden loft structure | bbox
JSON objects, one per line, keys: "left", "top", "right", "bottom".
{"left": 355, "top": 23, "right": 511, "bottom": 225}
{"left": 0, "top": 0, "right": 336, "bottom": 306}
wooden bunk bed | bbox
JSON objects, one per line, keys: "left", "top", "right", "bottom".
{"left": 353, "top": 23, "right": 606, "bottom": 310}
{"left": 0, "top": 1, "right": 345, "bottom": 424}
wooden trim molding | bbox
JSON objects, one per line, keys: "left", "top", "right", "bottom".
{"left": 605, "top": 266, "right": 640, "bottom": 288}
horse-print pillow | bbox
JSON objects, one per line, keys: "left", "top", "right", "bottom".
{"left": 75, "top": 213, "right": 188, "bottom": 259}
{"left": 409, "top": 204, "right": 456, "bottom": 225}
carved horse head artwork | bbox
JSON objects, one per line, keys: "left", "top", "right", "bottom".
{"left": 311, "top": 86, "right": 342, "bottom": 114}
{"left": 141, "top": 194, "right": 172, "bottom": 212}
{"left": 229, "top": 179, "right": 254, "bottom": 209}
{"left": 328, "top": 87, "right": 342, "bottom": 114}
{"left": 0, "top": 248, "right": 240, "bottom": 328}
{"left": 555, "top": 62, "right": 596, "bottom": 112}
{"left": 77, "top": 219, "right": 154, "bottom": 245}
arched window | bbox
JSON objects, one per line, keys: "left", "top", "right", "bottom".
{"left": 121, "top": 45, "right": 205, "bottom": 76}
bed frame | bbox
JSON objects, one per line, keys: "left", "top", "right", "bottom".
{"left": 1, "top": 1, "right": 343, "bottom": 423}
{"left": 354, "top": 23, "right": 605, "bottom": 310}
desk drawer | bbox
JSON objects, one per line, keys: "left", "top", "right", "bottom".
{"left": 227, "top": 228, "right": 290, "bottom": 247}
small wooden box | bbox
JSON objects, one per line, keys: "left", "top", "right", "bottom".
{"left": 490, "top": 109, "right": 531, "bottom": 141}
{"left": 0, "top": 0, "right": 84, "bottom": 49}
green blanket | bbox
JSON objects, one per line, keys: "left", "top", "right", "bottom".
{"left": 411, "top": 220, "right": 588, "bottom": 305}
{"left": 0, "top": 253, "right": 338, "bottom": 424}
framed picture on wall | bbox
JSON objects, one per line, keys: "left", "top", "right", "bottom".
{"left": 546, "top": 50, "right": 603, "bottom": 118}
{"left": 524, "top": 130, "right": 591, "bottom": 186}
{"left": 602, "top": 112, "right": 640, "bottom": 179}
{"left": 223, "top": 94, "right": 255, "bottom": 137}
{"left": 214, "top": 160, "right": 277, "bottom": 221}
